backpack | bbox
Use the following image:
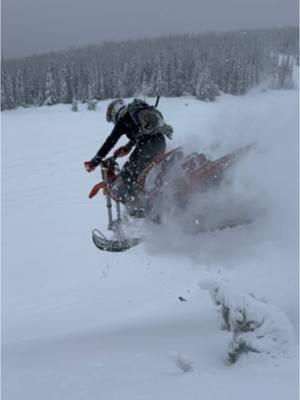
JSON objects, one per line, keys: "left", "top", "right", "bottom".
{"left": 127, "top": 99, "right": 173, "bottom": 139}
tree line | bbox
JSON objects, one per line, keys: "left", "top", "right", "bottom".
{"left": 1, "top": 27, "right": 298, "bottom": 111}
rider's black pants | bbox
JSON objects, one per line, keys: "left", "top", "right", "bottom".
{"left": 121, "top": 134, "right": 166, "bottom": 198}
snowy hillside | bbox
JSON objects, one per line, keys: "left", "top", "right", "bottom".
{"left": 2, "top": 90, "right": 299, "bottom": 399}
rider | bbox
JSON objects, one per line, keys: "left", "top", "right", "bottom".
{"left": 85, "top": 98, "right": 173, "bottom": 211}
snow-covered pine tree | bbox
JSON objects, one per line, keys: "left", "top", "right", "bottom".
{"left": 295, "top": 51, "right": 299, "bottom": 66}
{"left": 60, "top": 66, "right": 71, "bottom": 104}
{"left": 155, "top": 62, "right": 168, "bottom": 96}
{"left": 94, "top": 66, "right": 105, "bottom": 100}
{"left": 1, "top": 27, "right": 298, "bottom": 109}
{"left": 97, "top": 73, "right": 105, "bottom": 100}
{"left": 62, "top": 65, "right": 75, "bottom": 103}
{"left": 44, "top": 67, "right": 58, "bottom": 105}
{"left": 87, "top": 84, "right": 97, "bottom": 110}
{"left": 24, "top": 67, "right": 35, "bottom": 106}
{"left": 15, "top": 69, "right": 26, "bottom": 107}
{"left": 123, "top": 61, "right": 140, "bottom": 97}
{"left": 196, "top": 72, "right": 219, "bottom": 101}
{"left": 37, "top": 80, "right": 45, "bottom": 106}
{"left": 139, "top": 72, "right": 152, "bottom": 97}
{"left": 111, "top": 67, "right": 126, "bottom": 98}
{"left": 277, "top": 55, "right": 294, "bottom": 89}
{"left": 1, "top": 71, "right": 15, "bottom": 110}
{"left": 1, "top": 73, "right": 8, "bottom": 111}
{"left": 172, "top": 56, "right": 185, "bottom": 97}
{"left": 269, "top": 54, "right": 295, "bottom": 89}
{"left": 60, "top": 78, "right": 68, "bottom": 104}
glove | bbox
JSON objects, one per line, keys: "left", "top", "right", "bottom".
{"left": 84, "top": 160, "right": 97, "bottom": 173}
{"left": 113, "top": 145, "right": 130, "bottom": 158}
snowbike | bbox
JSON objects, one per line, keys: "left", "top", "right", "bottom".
{"left": 88, "top": 144, "right": 254, "bottom": 252}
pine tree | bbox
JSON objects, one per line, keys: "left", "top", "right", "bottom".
{"left": 97, "top": 73, "right": 105, "bottom": 99}
{"left": 65, "top": 65, "right": 75, "bottom": 103}
{"left": 60, "top": 78, "right": 68, "bottom": 104}
{"left": 1, "top": 27, "right": 298, "bottom": 109}
{"left": 196, "top": 72, "right": 219, "bottom": 101}
{"left": 1, "top": 71, "right": 15, "bottom": 110}
{"left": 270, "top": 54, "right": 295, "bottom": 89}
{"left": 23, "top": 67, "right": 35, "bottom": 105}
{"left": 44, "top": 67, "right": 58, "bottom": 105}
{"left": 169, "top": 57, "right": 184, "bottom": 96}
{"left": 37, "top": 81, "right": 45, "bottom": 105}
{"left": 155, "top": 64, "right": 168, "bottom": 96}
{"left": 277, "top": 56, "right": 294, "bottom": 89}
{"left": 1, "top": 72, "right": 8, "bottom": 111}
{"left": 87, "top": 84, "right": 97, "bottom": 110}
{"left": 15, "top": 69, "right": 26, "bottom": 107}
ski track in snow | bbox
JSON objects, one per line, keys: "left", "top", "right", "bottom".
{"left": 2, "top": 91, "right": 299, "bottom": 400}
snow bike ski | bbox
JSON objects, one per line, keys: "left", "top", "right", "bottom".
{"left": 90, "top": 159, "right": 142, "bottom": 252}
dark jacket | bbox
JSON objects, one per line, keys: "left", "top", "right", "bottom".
{"left": 91, "top": 112, "right": 138, "bottom": 166}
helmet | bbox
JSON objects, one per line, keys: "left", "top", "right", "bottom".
{"left": 106, "top": 99, "right": 127, "bottom": 124}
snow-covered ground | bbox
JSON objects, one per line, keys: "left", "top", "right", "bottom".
{"left": 2, "top": 90, "right": 299, "bottom": 399}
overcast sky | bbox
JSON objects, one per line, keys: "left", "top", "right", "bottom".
{"left": 2, "top": 0, "right": 299, "bottom": 58}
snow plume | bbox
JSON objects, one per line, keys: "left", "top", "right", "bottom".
{"left": 144, "top": 142, "right": 266, "bottom": 261}
{"left": 145, "top": 91, "right": 298, "bottom": 263}
{"left": 200, "top": 279, "right": 295, "bottom": 364}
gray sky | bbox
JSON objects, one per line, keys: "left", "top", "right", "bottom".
{"left": 2, "top": 0, "right": 299, "bottom": 58}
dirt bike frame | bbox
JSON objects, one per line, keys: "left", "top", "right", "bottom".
{"left": 101, "top": 161, "right": 121, "bottom": 230}
{"left": 88, "top": 148, "right": 182, "bottom": 200}
{"left": 90, "top": 143, "right": 254, "bottom": 252}
{"left": 89, "top": 148, "right": 181, "bottom": 246}
{"left": 91, "top": 158, "right": 129, "bottom": 246}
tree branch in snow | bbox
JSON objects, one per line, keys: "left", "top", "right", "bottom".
{"left": 200, "top": 279, "right": 294, "bottom": 363}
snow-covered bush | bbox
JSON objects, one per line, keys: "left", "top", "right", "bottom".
{"left": 200, "top": 279, "right": 294, "bottom": 363}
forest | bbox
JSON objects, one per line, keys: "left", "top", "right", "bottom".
{"left": 1, "top": 27, "right": 298, "bottom": 110}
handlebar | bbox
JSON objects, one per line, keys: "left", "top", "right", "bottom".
{"left": 100, "top": 157, "right": 117, "bottom": 168}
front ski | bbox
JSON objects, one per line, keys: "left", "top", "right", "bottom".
{"left": 92, "top": 229, "right": 141, "bottom": 252}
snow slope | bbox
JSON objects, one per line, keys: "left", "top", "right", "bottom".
{"left": 2, "top": 90, "right": 299, "bottom": 399}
